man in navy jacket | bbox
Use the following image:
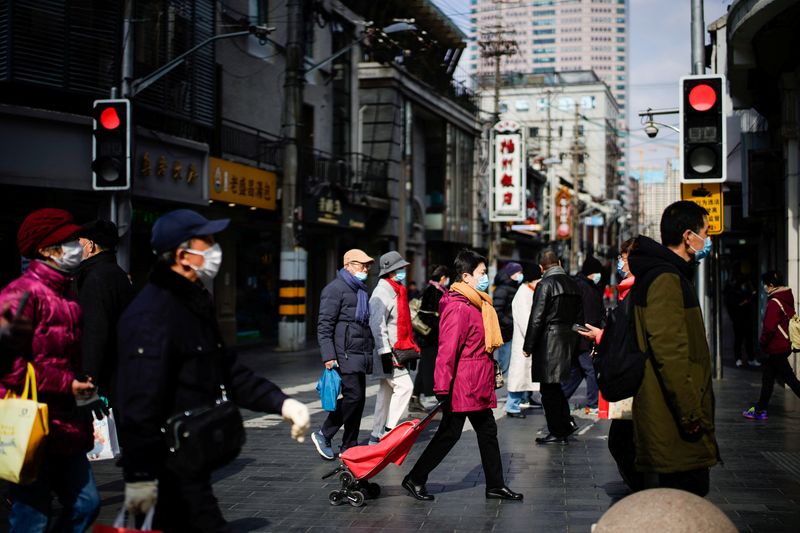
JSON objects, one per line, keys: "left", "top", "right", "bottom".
{"left": 311, "top": 249, "right": 375, "bottom": 460}
{"left": 117, "top": 209, "right": 309, "bottom": 533}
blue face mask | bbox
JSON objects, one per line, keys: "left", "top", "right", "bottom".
{"left": 690, "top": 232, "right": 712, "bottom": 261}
{"left": 616, "top": 257, "right": 628, "bottom": 279}
{"left": 515, "top": 273, "right": 524, "bottom": 284}
{"left": 476, "top": 274, "right": 490, "bottom": 292}
{"left": 394, "top": 270, "right": 406, "bottom": 283}
{"left": 354, "top": 272, "right": 368, "bottom": 282}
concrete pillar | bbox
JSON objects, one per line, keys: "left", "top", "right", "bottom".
{"left": 783, "top": 73, "right": 799, "bottom": 377}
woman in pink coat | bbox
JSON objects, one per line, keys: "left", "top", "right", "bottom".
{"left": 402, "top": 249, "right": 523, "bottom": 502}
{"left": 0, "top": 208, "right": 99, "bottom": 532}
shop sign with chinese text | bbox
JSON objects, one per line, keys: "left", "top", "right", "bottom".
{"left": 490, "top": 120, "right": 526, "bottom": 221}
{"left": 681, "top": 183, "right": 723, "bottom": 235}
{"left": 209, "top": 157, "right": 277, "bottom": 210}
{"left": 555, "top": 187, "right": 572, "bottom": 240}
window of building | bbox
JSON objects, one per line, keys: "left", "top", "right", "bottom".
{"left": 515, "top": 100, "right": 530, "bottom": 111}
{"left": 534, "top": 9, "right": 556, "bottom": 16}
{"left": 581, "top": 96, "right": 596, "bottom": 109}
{"left": 533, "top": 29, "right": 556, "bottom": 35}
{"left": 558, "top": 127, "right": 563, "bottom": 138}
{"left": 533, "top": 19, "right": 555, "bottom": 26}
{"left": 616, "top": 65, "right": 625, "bottom": 71}
{"left": 617, "top": 27, "right": 625, "bottom": 33}
{"left": 537, "top": 98, "right": 548, "bottom": 110}
{"left": 533, "top": 67, "right": 555, "bottom": 74}
{"left": 529, "top": 127, "right": 539, "bottom": 137}
{"left": 534, "top": 57, "right": 555, "bottom": 63}
{"left": 534, "top": 48, "right": 556, "bottom": 54}
{"left": 558, "top": 97, "right": 574, "bottom": 111}
{"left": 533, "top": 38, "right": 556, "bottom": 44}
{"left": 499, "top": 102, "right": 508, "bottom": 113}
{"left": 577, "top": 125, "right": 584, "bottom": 136}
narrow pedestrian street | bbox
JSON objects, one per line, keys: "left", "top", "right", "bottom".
{"left": 76, "top": 346, "right": 799, "bottom": 532}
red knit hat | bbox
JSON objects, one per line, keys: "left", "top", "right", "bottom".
{"left": 17, "top": 208, "right": 82, "bottom": 258}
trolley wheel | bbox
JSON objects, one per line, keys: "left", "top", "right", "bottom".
{"left": 339, "top": 470, "right": 354, "bottom": 487}
{"left": 366, "top": 482, "right": 381, "bottom": 499}
{"left": 348, "top": 490, "right": 366, "bottom": 507}
{"left": 328, "top": 490, "right": 345, "bottom": 506}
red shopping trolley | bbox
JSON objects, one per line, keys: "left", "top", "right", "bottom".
{"left": 322, "top": 403, "right": 442, "bottom": 507}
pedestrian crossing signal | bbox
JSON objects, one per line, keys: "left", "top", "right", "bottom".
{"left": 679, "top": 75, "right": 726, "bottom": 183}
{"left": 92, "top": 99, "right": 131, "bottom": 191}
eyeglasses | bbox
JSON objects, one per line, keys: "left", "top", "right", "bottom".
{"left": 348, "top": 261, "right": 370, "bottom": 272}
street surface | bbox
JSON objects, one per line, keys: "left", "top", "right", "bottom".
{"left": 2, "top": 344, "right": 799, "bottom": 532}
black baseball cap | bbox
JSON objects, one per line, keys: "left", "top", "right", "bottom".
{"left": 79, "top": 219, "right": 119, "bottom": 250}
{"left": 151, "top": 209, "right": 229, "bottom": 254}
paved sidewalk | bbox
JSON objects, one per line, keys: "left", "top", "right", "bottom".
{"left": 3, "top": 344, "right": 800, "bottom": 532}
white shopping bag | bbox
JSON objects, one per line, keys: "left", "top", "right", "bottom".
{"left": 607, "top": 397, "right": 633, "bottom": 420}
{"left": 88, "top": 408, "right": 121, "bottom": 461}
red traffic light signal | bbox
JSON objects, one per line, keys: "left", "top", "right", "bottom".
{"left": 679, "top": 75, "right": 726, "bottom": 183}
{"left": 92, "top": 99, "right": 131, "bottom": 191}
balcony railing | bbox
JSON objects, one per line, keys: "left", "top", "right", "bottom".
{"left": 303, "top": 149, "right": 388, "bottom": 199}
{"left": 220, "top": 119, "right": 284, "bottom": 169}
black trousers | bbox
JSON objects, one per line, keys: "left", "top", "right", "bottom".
{"left": 643, "top": 468, "right": 710, "bottom": 497}
{"left": 409, "top": 407, "right": 505, "bottom": 489}
{"left": 321, "top": 372, "right": 366, "bottom": 449}
{"left": 413, "top": 344, "right": 437, "bottom": 396}
{"left": 757, "top": 352, "right": 800, "bottom": 411}
{"left": 155, "top": 468, "right": 231, "bottom": 533}
{"left": 540, "top": 382, "right": 572, "bottom": 438}
{"left": 608, "top": 419, "right": 644, "bottom": 492}
{"left": 730, "top": 311, "right": 754, "bottom": 362}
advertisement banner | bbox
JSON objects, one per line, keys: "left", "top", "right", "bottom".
{"left": 555, "top": 186, "right": 572, "bottom": 240}
{"left": 490, "top": 120, "right": 526, "bottom": 221}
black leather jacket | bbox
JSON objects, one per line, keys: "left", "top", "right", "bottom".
{"left": 523, "top": 266, "right": 583, "bottom": 383}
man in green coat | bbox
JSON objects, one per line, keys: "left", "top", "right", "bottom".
{"left": 627, "top": 201, "right": 719, "bottom": 496}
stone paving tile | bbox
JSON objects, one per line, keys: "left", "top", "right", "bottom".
{"left": 3, "top": 344, "right": 800, "bottom": 531}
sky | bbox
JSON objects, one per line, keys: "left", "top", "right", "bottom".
{"left": 431, "top": 0, "right": 732, "bottom": 177}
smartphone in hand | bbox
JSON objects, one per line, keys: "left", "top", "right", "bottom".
{"left": 572, "top": 324, "right": 591, "bottom": 334}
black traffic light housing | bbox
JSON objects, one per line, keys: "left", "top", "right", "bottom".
{"left": 679, "top": 75, "right": 726, "bottom": 183}
{"left": 92, "top": 99, "right": 131, "bottom": 190}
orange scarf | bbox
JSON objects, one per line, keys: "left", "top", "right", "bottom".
{"left": 450, "top": 281, "right": 504, "bottom": 354}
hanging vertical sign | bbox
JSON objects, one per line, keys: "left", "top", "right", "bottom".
{"left": 490, "top": 120, "right": 526, "bottom": 221}
{"left": 555, "top": 186, "right": 572, "bottom": 240}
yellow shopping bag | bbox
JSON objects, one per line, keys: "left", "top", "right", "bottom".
{"left": 0, "top": 362, "right": 49, "bottom": 484}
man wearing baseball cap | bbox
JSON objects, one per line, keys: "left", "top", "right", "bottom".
{"left": 311, "top": 248, "right": 375, "bottom": 460}
{"left": 116, "top": 209, "right": 310, "bottom": 531}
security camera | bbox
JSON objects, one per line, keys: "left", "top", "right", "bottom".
{"left": 644, "top": 122, "right": 659, "bottom": 138}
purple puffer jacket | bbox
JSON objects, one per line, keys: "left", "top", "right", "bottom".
{"left": 433, "top": 292, "right": 497, "bottom": 412}
{"left": 0, "top": 260, "right": 92, "bottom": 456}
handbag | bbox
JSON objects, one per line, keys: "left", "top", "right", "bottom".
{"left": 494, "top": 359, "right": 504, "bottom": 390}
{"left": 0, "top": 362, "right": 49, "bottom": 484}
{"left": 316, "top": 367, "right": 342, "bottom": 412}
{"left": 162, "top": 386, "right": 245, "bottom": 476}
{"left": 409, "top": 298, "right": 432, "bottom": 337}
{"left": 393, "top": 348, "right": 421, "bottom": 365}
{"left": 88, "top": 408, "right": 121, "bottom": 462}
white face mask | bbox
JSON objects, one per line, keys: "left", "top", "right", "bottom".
{"left": 185, "top": 243, "right": 223, "bottom": 288}
{"left": 51, "top": 240, "right": 83, "bottom": 272}
{"left": 589, "top": 273, "right": 602, "bottom": 285}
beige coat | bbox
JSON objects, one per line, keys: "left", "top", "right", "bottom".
{"left": 508, "top": 282, "right": 540, "bottom": 392}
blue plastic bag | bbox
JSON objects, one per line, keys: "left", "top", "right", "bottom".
{"left": 316, "top": 367, "right": 341, "bottom": 412}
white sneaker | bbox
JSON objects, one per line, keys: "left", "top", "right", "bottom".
{"left": 735, "top": 359, "right": 743, "bottom": 368}
{"left": 749, "top": 359, "right": 762, "bottom": 367}
{"left": 519, "top": 401, "right": 531, "bottom": 409}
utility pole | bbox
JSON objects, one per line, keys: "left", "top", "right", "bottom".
{"left": 545, "top": 90, "right": 556, "bottom": 243}
{"left": 278, "top": 0, "right": 308, "bottom": 351}
{"left": 479, "top": 8, "right": 517, "bottom": 274}
{"left": 569, "top": 105, "right": 582, "bottom": 273}
{"left": 114, "top": 0, "right": 134, "bottom": 273}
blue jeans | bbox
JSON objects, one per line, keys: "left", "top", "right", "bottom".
{"left": 505, "top": 391, "right": 527, "bottom": 413}
{"left": 560, "top": 351, "right": 598, "bottom": 408}
{"left": 495, "top": 343, "right": 512, "bottom": 375}
{"left": 9, "top": 453, "right": 100, "bottom": 533}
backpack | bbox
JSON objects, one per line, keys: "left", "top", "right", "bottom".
{"left": 409, "top": 298, "right": 431, "bottom": 337}
{"left": 772, "top": 298, "right": 800, "bottom": 352}
{"left": 593, "top": 293, "right": 649, "bottom": 402}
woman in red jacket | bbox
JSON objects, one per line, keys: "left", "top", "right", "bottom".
{"left": 401, "top": 249, "right": 522, "bottom": 502}
{"left": 743, "top": 270, "right": 800, "bottom": 420}
{"left": 0, "top": 209, "right": 99, "bottom": 532}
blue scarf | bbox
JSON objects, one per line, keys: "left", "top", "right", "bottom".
{"left": 338, "top": 268, "right": 370, "bottom": 324}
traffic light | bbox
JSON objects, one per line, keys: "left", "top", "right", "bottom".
{"left": 92, "top": 99, "right": 131, "bottom": 190}
{"left": 679, "top": 75, "right": 726, "bottom": 183}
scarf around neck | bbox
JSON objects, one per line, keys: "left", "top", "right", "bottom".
{"left": 450, "top": 281, "right": 504, "bottom": 354}
{"left": 338, "top": 268, "right": 369, "bottom": 324}
{"left": 386, "top": 278, "right": 420, "bottom": 352}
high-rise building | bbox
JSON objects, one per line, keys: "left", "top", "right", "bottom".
{"left": 467, "top": 0, "right": 629, "bottom": 178}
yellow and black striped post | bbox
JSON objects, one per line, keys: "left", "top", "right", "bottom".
{"left": 278, "top": 248, "right": 307, "bottom": 350}
{"left": 278, "top": 281, "right": 306, "bottom": 321}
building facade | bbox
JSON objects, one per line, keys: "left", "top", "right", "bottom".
{"left": 0, "top": 0, "right": 479, "bottom": 347}
{"left": 467, "top": 0, "right": 630, "bottom": 179}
